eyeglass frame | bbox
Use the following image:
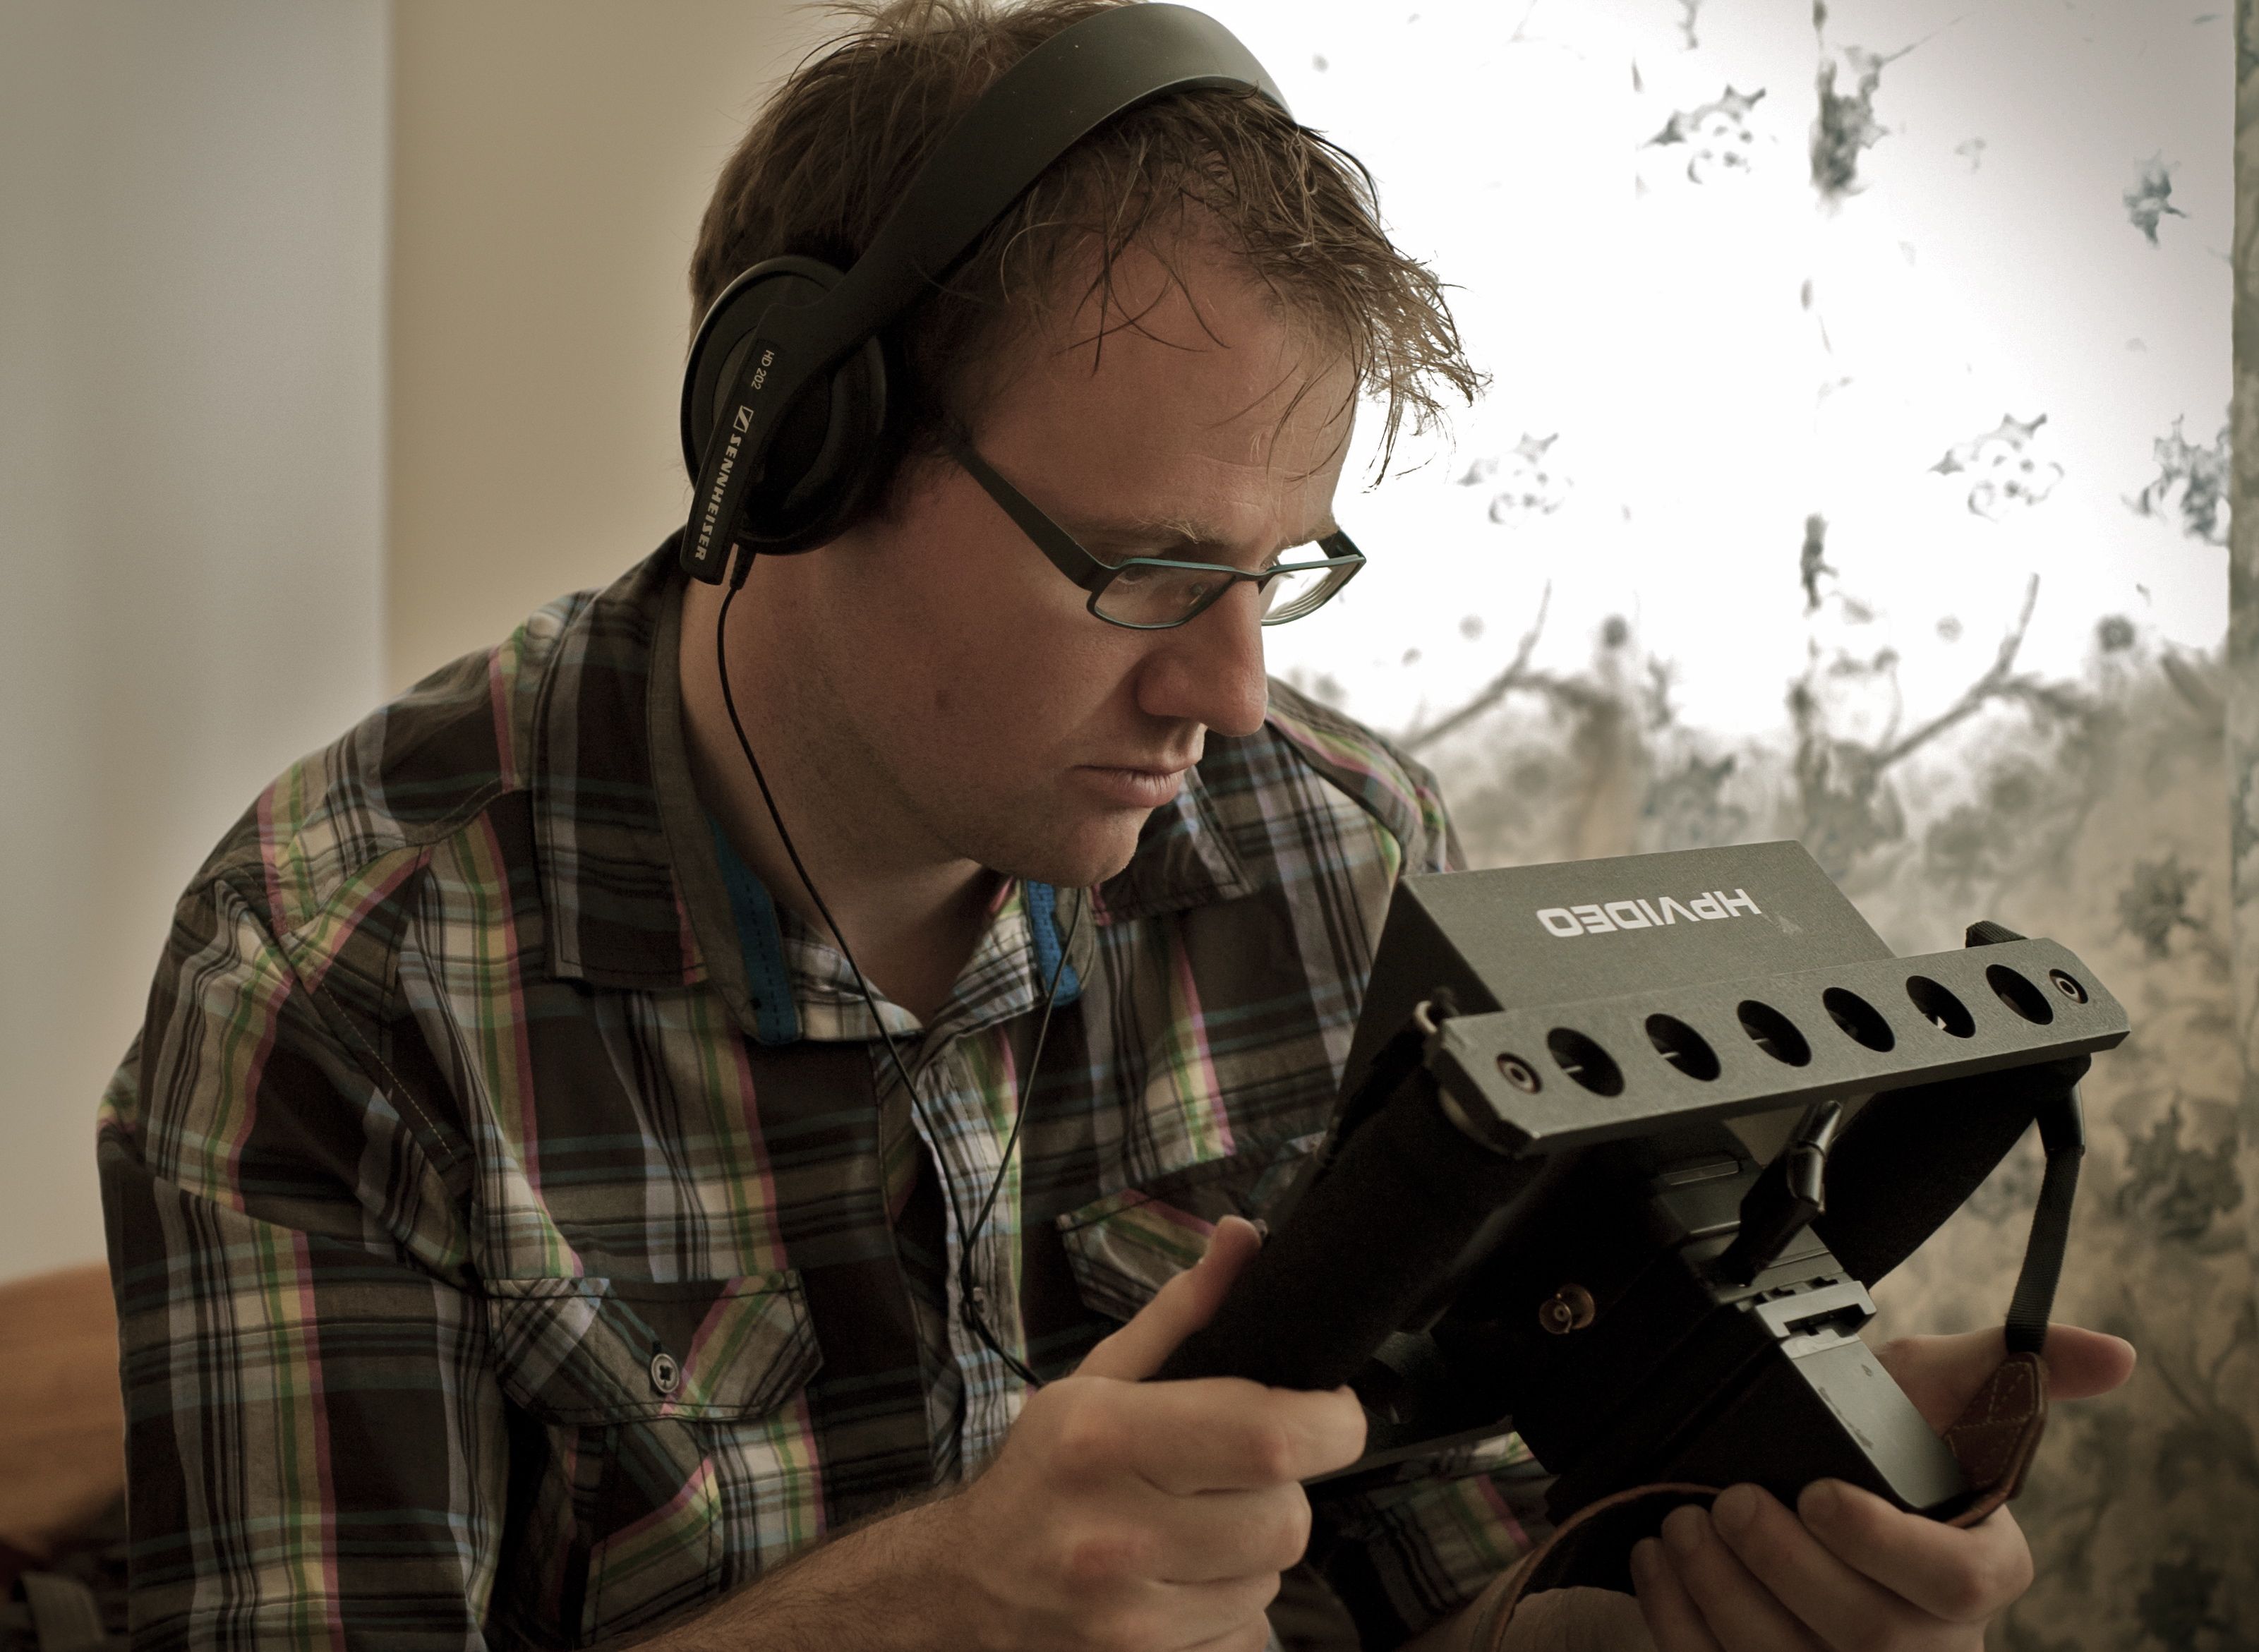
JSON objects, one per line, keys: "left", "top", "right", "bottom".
{"left": 938, "top": 421, "right": 1366, "bottom": 631}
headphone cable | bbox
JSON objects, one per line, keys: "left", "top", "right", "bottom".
{"left": 715, "top": 561, "right": 1069, "bottom": 1389}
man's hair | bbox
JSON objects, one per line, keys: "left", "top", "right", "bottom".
{"left": 690, "top": 0, "right": 1481, "bottom": 502}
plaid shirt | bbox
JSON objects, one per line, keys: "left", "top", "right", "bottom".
{"left": 97, "top": 545, "right": 1550, "bottom": 1651}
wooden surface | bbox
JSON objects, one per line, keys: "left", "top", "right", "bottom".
{"left": 0, "top": 1263, "right": 125, "bottom": 1559}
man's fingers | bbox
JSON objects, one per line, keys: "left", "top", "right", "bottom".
{"left": 1871, "top": 1328, "right": 2013, "bottom": 1433}
{"left": 1176, "top": 1612, "right": 1280, "bottom": 1652}
{"left": 1143, "top": 1572, "right": 1282, "bottom": 1651}
{"left": 1149, "top": 1483, "right": 1314, "bottom": 1583}
{"left": 1647, "top": 1504, "right": 1824, "bottom": 1652}
{"left": 1049, "top": 1373, "right": 1366, "bottom": 1492}
{"left": 2033, "top": 1323, "right": 2138, "bottom": 1400}
{"left": 1077, "top": 1216, "right": 1265, "bottom": 1382}
{"left": 1129, "top": 1379, "right": 1365, "bottom": 1492}
{"left": 1796, "top": 1479, "right": 2035, "bottom": 1623}
{"left": 1873, "top": 1323, "right": 2136, "bottom": 1432}
{"left": 1630, "top": 1539, "right": 1726, "bottom": 1652}
{"left": 1706, "top": 1483, "right": 1942, "bottom": 1648}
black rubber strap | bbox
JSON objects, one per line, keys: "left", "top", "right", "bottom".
{"left": 1966, "top": 920, "right": 2087, "bottom": 1356}
{"left": 2003, "top": 1090, "right": 2084, "bottom": 1355}
{"left": 1817, "top": 919, "right": 2089, "bottom": 1358}
{"left": 1814, "top": 1056, "right": 2083, "bottom": 1288}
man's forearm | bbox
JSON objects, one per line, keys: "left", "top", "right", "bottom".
{"left": 628, "top": 1493, "right": 963, "bottom": 1652}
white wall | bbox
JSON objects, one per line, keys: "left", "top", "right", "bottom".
{"left": 386, "top": 0, "right": 830, "bottom": 691}
{"left": 0, "top": 0, "right": 842, "bottom": 1283}
{"left": 0, "top": 3, "right": 390, "bottom": 1280}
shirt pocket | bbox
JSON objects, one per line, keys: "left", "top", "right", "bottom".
{"left": 1056, "top": 1131, "right": 1323, "bottom": 1323}
{"left": 481, "top": 1270, "right": 823, "bottom": 1646}
{"left": 483, "top": 1270, "right": 820, "bottom": 1423}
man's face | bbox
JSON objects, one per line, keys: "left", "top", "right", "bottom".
{"left": 793, "top": 239, "right": 1356, "bottom": 889}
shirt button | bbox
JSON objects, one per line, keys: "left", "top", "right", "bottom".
{"left": 649, "top": 1350, "right": 681, "bottom": 1396}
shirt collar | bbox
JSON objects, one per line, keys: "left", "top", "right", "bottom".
{"left": 528, "top": 538, "right": 1252, "bottom": 1025}
{"left": 1091, "top": 762, "right": 1253, "bottom": 924}
{"left": 702, "top": 811, "right": 1093, "bottom": 1047}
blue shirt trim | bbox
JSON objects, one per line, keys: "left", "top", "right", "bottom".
{"left": 705, "top": 814, "right": 802, "bottom": 1047}
{"left": 706, "top": 813, "right": 1080, "bottom": 1030}
{"left": 1026, "top": 880, "right": 1083, "bottom": 1007}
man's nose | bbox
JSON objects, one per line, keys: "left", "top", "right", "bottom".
{"left": 1135, "top": 583, "right": 1270, "bottom": 737}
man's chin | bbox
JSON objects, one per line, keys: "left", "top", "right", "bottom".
{"left": 992, "top": 809, "right": 1152, "bottom": 893}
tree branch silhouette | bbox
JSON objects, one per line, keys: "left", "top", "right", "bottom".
{"left": 1399, "top": 585, "right": 1560, "bottom": 754}
{"left": 1872, "top": 574, "right": 2061, "bottom": 771}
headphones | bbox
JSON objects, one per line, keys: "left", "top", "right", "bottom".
{"left": 677, "top": 2, "right": 1289, "bottom": 579}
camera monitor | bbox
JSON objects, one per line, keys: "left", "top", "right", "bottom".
{"left": 1157, "top": 840, "right": 2126, "bottom": 1524}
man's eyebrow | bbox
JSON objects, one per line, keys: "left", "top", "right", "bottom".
{"left": 1070, "top": 512, "right": 1343, "bottom": 554}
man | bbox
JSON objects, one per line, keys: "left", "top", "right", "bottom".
{"left": 99, "top": 2, "right": 2131, "bottom": 1648}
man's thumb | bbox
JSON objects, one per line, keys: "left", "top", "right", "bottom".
{"left": 1075, "top": 1214, "right": 1264, "bottom": 1382}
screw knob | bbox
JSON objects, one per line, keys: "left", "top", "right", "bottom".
{"left": 1538, "top": 1284, "right": 1596, "bottom": 1335}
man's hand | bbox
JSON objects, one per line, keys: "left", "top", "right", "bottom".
{"left": 917, "top": 1215, "right": 1366, "bottom": 1652}
{"left": 653, "top": 1215, "right": 1360, "bottom": 1652}
{"left": 1627, "top": 1324, "right": 2136, "bottom": 1651}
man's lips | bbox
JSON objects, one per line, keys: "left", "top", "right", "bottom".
{"left": 1075, "top": 761, "right": 1195, "bottom": 807}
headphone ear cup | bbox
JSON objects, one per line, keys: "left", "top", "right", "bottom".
{"left": 681, "top": 254, "right": 892, "bottom": 557}
{"left": 757, "top": 330, "right": 888, "bottom": 553}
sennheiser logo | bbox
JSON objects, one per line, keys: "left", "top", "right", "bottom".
{"left": 694, "top": 424, "right": 747, "bottom": 557}
{"left": 693, "top": 347, "right": 780, "bottom": 560}
{"left": 1536, "top": 888, "right": 1761, "bottom": 937}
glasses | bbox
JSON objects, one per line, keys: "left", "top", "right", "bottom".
{"left": 940, "top": 423, "right": 1366, "bottom": 630}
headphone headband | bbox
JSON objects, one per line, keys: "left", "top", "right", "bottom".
{"left": 806, "top": 5, "right": 1285, "bottom": 363}
{"left": 679, "top": 3, "right": 1289, "bottom": 581}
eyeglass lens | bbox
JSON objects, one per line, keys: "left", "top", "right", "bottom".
{"left": 1094, "top": 561, "right": 1344, "bottom": 628}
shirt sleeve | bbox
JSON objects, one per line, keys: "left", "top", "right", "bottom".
{"left": 98, "top": 873, "right": 502, "bottom": 1651}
